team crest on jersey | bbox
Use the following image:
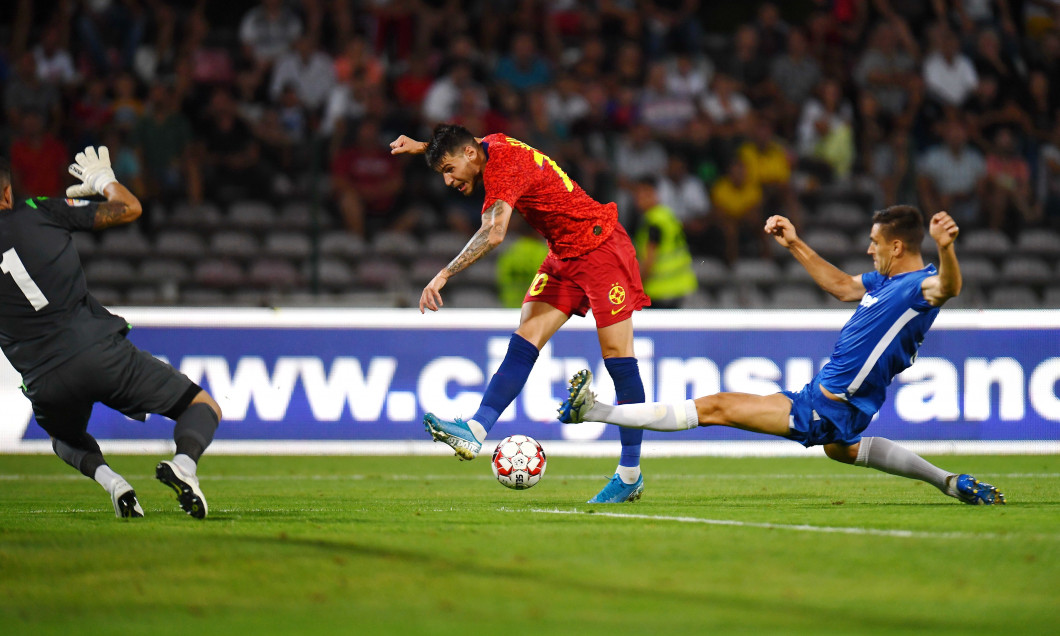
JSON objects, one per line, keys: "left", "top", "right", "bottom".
{"left": 859, "top": 294, "right": 878, "bottom": 308}
{"left": 65, "top": 198, "right": 91, "bottom": 207}
{"left": 608, "top": 283, "right": 626, "bottom": 305}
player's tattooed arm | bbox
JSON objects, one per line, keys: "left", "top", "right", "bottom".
{"left": 443, "top": 200, "right": 513, "bottom": 277}
{"left": 92, "top": 201, "right": 137, "bottom": 229}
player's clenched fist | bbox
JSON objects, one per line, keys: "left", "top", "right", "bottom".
{"left": 764, "top": 215, "right": 798, "bottom": 248}
{"left": 389, "top": 135, "right": 427, "bottom": 155}
{"left": 929, "top": 211, "right": 959, "bottom": 248}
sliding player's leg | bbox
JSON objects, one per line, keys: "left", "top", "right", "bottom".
{"left": 424, "top": 301, "right": 568, "bottom": 460}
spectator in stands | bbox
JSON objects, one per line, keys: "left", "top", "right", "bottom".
{"left": 76, "top": 0, "right": 147, "bottom": 73}
{"left": 917, "top": 118, "right": 987, "bottom": 226}
{"left": 1026, "top": 70, "right": 1058, "bottom": 143}
{"left": 71, "top": 78, "right": 113, "bottom": 148}
{"left": 33, "top": 25, "right": 77, "bottom": 86}
{"left": 723, "top": 24, "right": 771, "bottom": 105}
{"left": 710, "top": 157, "right": 767, "bottom": 265}
{"left": 110, "top": 72, "right": 143, "bottom": 130}
{"left": 545, "top": 72, "right": 591, "bottom": 135}
{"left": 631, "top": 178, "right": 698, "bottom": 309}
{"left": 422, "top": 61, "right": 487, "bottom": 128}
{"left": 971, "top": 27, "right": 1026, "bottom": 102}
{"left": 796, "top": 78, "right": 855, "bottom": 182}
{"left": 4, "top": 52, "right": 61, "bottom": 132}
{"left": 239, "top": 0, "right": 303, "bottom": 68}
{"left": 665, "top": 51, "right": 713, "bottom": 101}
{"left": 656, "top": 154, "right": 712, "bottom": 256}
{"left": 639, "top": 61, "right": 696, "bottom": 140}
{"left": 195, "top": 87, "right": 271, "bottom": 203}
{"left": 853, "top": 21, "right": 918, "bottom": 122}
{"left": 963, "top": 74, "right": 1031, "bottom": 152}
{"left": 1040, "top": 119, "right": 1060, "bottom": 229}
{"left": 922, "top": 26, "right": 979, "bottom": 111}
{"left": 269, "top": 36, "right": 335, "bottom": 113}
{"left": 754, "top": 2, "right": 790, "bottom": 58}
{"left": 392, "top": 54, "right": 433, "bottom": 116}
{"left": 182, "top": 11, "right": 235, "bottom": 89}
{"left": 701, "top": 72, "right": 753, "bottom": 141}
{"left": 770, "top": 28, "right": 823, "bottom": 136}
{"left": 494, "top": 31, "right": 552, "bottom": 94}
{"left": 614, "top": 122, "right": 668, "bottom": 190}
{"left": 983, "top": 127, "right": 1037, "bottom": 232}
{"left": 739, "top": 115, "right": 800, "bottom": 226}
{"left": 132, "top": 83, "right": 198, "bottom": 204}
{"left": 330, "top": 118, "right": 412, "bottom": 238}
{"left": 677, "top": 114, "right": 726, "bottom": 188}
{"left": 9, "top": 109, "right": 67, "bottom": 197}
{"left": 642, "top": 0, "right": 702, "bottom": 59}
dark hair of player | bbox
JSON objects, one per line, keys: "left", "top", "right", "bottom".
{"left": 425, "top": 124, "right": 478, "bottom": 171}
{"left": 872, "top": 204, "right": 924, "bottom": 253}
{"left": 0, "top": 157, "right": 10, "bottom": 190}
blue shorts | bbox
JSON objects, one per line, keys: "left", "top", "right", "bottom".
{"left": 781, "top": 381, "right": 873, "bottom": 448}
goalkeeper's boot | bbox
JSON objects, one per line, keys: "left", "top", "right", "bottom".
{"left": 587, "top": 473, "right": 644, "bottom": 504}
{"left": 155, "top": 460, "right": 208, "bottom": 519}
{"left": 111, "top": 479, "right": 144, "bottom": 518}
{"left": 557, "top": 369, "right": 596, "bottom": 424}
{"left": 423, "top": 413, "right": 482, "bottom": 460}
{"left": 951, "top": 474, "right": 1006, "bottom": 505}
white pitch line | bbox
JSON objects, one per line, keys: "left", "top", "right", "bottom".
{"left": 523, "top": 508, "right": 1056, "bottom": 541}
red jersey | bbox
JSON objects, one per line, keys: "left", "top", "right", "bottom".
{"left": 480, "top": 133, "right": 617, "bottom": 259}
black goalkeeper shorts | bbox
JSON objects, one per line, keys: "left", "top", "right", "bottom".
{"left": 23, "top": 332, "right": 200, "bottom": 440}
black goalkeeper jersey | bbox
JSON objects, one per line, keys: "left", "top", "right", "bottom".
{"left": 0, "top": 196, "right": 128, "bottom": 383}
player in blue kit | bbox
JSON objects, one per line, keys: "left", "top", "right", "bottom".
{"left": 559, "top": 205, "right": 1005, "bottom": 504}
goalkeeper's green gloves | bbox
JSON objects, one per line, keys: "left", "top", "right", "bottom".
{"left": 67, "top": 145, "right": 118, "bottom": 197}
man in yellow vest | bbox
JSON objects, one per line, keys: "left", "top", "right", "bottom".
{"left": 631, "top": 178, "right": 698, "bottom": 309}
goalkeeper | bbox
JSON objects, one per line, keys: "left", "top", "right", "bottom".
{"left": 0, "top": 147, "right": 221, "bottom": 519}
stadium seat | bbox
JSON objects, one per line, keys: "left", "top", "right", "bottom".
{"left": 715, "top": 285, "right": 768, "bottom": 309}
{"left": 155, "top": 230, "right": 207, "bottom": 260}
{"left": 730, "top": 259, "right": 781, "bottom": 286}
{"left": 1014, "top": 229, "right": 1060, "bottom": 260}
{"left": 999, "top": 257, "right": 1052, "bottom": 286}
{"left": 319, "top": 231, "right": 367, "bottom": 260}
{"left": 181, "top": 289, "right": 231, "bottom": 306}
{"left": 263, "top": 232, "right": 312, "bottom": 261}
{"left": 958, "top": 257, "right": 1000, "bottom": 286}
{"left": 89, "top": 286, "right": 122, "bottom": 306}
{"left": 139, "top": 259, "right": 191, "bottom": 285}
{"left": 336, "top": 291, "right": 406, "bottom": 308}
{"left": 770, "top": 284, "right": 824, "bottom": 309}
{"left": 944, "top": 284, "right": 985, "bottom": 309}
{"left": 800, "top": 229, "right": 852, "bottom": 260}
{"left": 312, "top": 258, "right": 355, "bottom": 291}
{"left": 692, "top": 258, "right": 729, "bottom": 288}
{"left": 838, "top": 256, "right": 874, "bottom": 275}
{"left": 355, "top": 259, "right": 406, "bottom": 290}
{"left": 424, "top": 232, "right": 471, "bottom": 259}
{"left": 409, "top": 256, "right": 451, "bottom": 284}
{"left": 782, "top": 260, "right": 814, "bottom": 284}
{"left": 813, "top": 202, "right": 868, "bottom": 233}
{"left": 84, "top": 258, "right": 138, "bottom": 287}
{"left": 1042, "top": 286, "right": 1060, "bottom": 308}
{"left": 371, "top": 231, "right": 421, "bottom": 259}
{"left": 680, "top": 290, "right": 713, "bottom": 308}
{"left": 227, "top": 201, "right": 277, "bottom": 233}
{"left": 989, "top": 286, "right": 1040, "bottom": 309}
{"left": 124, "top": 286, "right": 160, "bottom": 305}
{"left": 961, "top": 229, "right": 1012, "bottom": 259}
{"left": 248, "top": 259, "right": 301, "bottom": 290}
{"left": 97, "top": 227, "right": 152, "bottom": 260}
{"left": 165, "top": 201, "right": 224, "bottom": 231}
{"left": 277, "top": 202, "right": 329, "bottom": 231}
{"left": 193, "top": 259, "right": 245, "bottom": 289}
{"left": 210, "top": 231, "right": 261, "bottom": 262}
{"left": 447, "top": 288, "right": 503, "bottom": 308}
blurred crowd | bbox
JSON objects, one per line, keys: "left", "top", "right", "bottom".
{"left": 3, "top": 0, "right": 1060, "bottom": 267}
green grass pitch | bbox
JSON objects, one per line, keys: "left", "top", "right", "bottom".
{"left": 1, "top": 453, "right": 1057, "bottom": 635}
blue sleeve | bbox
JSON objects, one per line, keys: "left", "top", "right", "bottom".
{"left": 861, "top": 271, "right": 883, "bottom": 292}
{"left": 909, "top": 269, "right": 937, "bottom": 312}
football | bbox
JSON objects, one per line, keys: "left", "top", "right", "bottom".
{"left": 491, "top": 435, "right": 547, "bottom": 490}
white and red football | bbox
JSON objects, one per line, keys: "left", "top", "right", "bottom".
{"left": 491, "top": 435, "right": 547, "bottom": 490}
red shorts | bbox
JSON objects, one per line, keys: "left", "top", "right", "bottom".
{"left": 523, "top": 224, "right": 651, "bottom": 328}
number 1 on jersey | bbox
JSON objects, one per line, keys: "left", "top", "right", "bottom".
{"left": 1, "top": 248, "right": 50, "bottom": 310}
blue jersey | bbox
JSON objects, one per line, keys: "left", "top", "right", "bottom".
{"left": 817, "top": 265, "right": 939, "bottom": 415}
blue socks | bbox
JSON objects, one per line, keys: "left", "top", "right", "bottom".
{"left": 605, "top": 357, "right": 645, "bottom": 468}
{"left": 472, "top": 333, "right": 539, "bottom": 433}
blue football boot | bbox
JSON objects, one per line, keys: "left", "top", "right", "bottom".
{"left": 423, "top": 413, "right": 482, "bottom": 461}
{"left": 557, "top": 369, "right": 596, "bottom": 424}
{"left": 952, "top": 474, "right": 1006, "bottom": 505}
{"left": 587, "top": 473, "right": 644, "bottom": 504}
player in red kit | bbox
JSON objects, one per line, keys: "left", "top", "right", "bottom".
{"left": 390, "top": 124, "right": 651, "bottom": 503}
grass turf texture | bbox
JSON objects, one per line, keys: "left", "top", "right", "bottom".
{"left": 1, "top": 454, "right": 1057, "bottom": 635}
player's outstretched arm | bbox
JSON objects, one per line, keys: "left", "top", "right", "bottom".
{"left": 921, "top": 211, "right": 961, "bottom": 306}
{"left": 92, "top": 182, "right": 143, "bottom": 230}
{"left": 65, "top": 146, "right": 142, "bottom": 229}
{"left": 419, "top": 200, "right": 513, "bottom": 313}
{"left": 765, "top": 215, "right": 864, "bottom": 301}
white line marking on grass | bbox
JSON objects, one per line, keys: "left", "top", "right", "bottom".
{"left": 521, "top": 508, "right": 1055, "bottom": 541}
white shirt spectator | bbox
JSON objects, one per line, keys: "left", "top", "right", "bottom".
{"left": 33, "top": 45, "right": 77, "bottom": 85}
{"left": 614, "top": 136, "right": 668, "bottom": 182}
{"left": 923, "top": 51, "right": 979, "bottom": 106}
{"left": 320, "top": 84, "right": 365, "bottom": 135}
{"left": 421, "top": 74, "right": 487, "bottom": 126}
{"left": 918, "top": 144, "right": 986, "bottom": 196}
{"left": 657, "top": 174, "right": 710, "bottom": 223}
{"left": 796, "top": 98, "right": 853, "bottom": 156}
{"left": 666, "top": 56, "right": 713, "bottom": 99}
{"left": 239, "top": 4, "right": 303, "bottom": 63}
{"left": 700, "top": 91, "right": 751, "bottom": 126}
{"left": 270, "top": 49, "right": 335, "bottom": 110}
